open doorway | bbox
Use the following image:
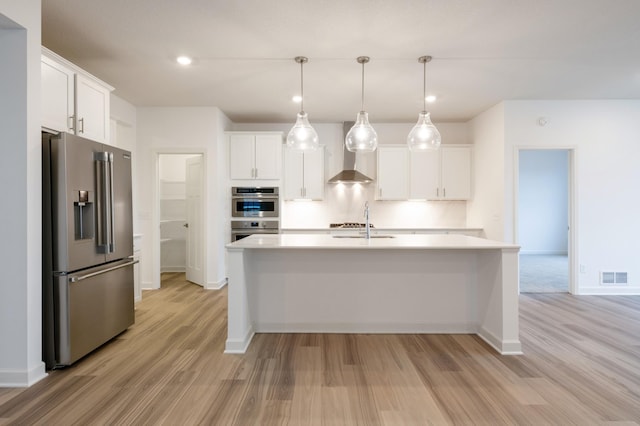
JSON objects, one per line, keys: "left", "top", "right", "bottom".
{"left": 158, "top": 153, "right": 204, "bottom": 287}
{"left": 517, "top": 149, "right": 574, "bottom": 293}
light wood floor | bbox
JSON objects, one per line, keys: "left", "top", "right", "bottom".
{"left": 1, "top": 272, "right": 640, "bottom": 425}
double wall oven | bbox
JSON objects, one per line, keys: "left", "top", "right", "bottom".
{"left": 231, "top": 187, "right": 279, "bottom": 241}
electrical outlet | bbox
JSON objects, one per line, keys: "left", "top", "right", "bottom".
{"left": 580, "top": 264, "right": 586, "bottom": 273}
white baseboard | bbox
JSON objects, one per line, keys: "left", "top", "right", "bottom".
{"left": 160, "top": 267, "right": 186, "bottom": 273}
{"left": 205, "top": 278, "right": 228, "bottom": 290}
{"left": 0, "top": 362, "right": 47, "bottom": 387}
{"left": 478, "top": 326, "right": 523, "bottom": 355}
{"left": 520, "top": 250, "right": 568, "bottom": 256}
{"left": 224, "top": 327, "right": 255, "bottom": 354}
{"left": 577, "top": 286, "right": 640, "bottom": 295}
{"left": 141, "top": 281, "right": 155, "bottom": 291}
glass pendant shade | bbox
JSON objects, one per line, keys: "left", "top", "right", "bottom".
{"left": 286, "top": 111, "right": 319, "bottom": 150}
{"left": 407, "top": 111, "right": 441, "bottom": 151}
{"left": 345, "top": 111, "right": 378, "bottom": 152}
{"left": 407, "top": 55, "right": 441, "bottom": 151}
{"left": 287, "top": 56, "right": 319, "bottom": 150}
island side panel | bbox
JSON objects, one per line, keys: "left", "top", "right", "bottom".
{"left": 475, "top": 248, "right": 522, "bottom": 354}
{"left": 244, "top": 248, "right": 479, "bottom": 334}
{"left": 225, "top": 247, "right": 255, "bottom": 353}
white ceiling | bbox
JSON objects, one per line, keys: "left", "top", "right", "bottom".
{"left": 42, "top": 0, "right": 640, "bottom": 123}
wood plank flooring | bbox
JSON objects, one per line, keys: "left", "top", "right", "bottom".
{"left": 1, "top": 272, "right": 639, "bottom": 425}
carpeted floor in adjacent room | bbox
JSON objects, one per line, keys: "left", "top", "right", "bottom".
{"left": 520, "top": 254, "right": 569, "bottom": 293}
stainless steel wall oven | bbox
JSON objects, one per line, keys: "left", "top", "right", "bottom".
{"left": 231, "top": 186, "right": 279, "bottom": 218}
{"left": 231, "top": 220, "right": 279, "bottom": 241}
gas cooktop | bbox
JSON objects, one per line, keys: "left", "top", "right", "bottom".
{"left": 329, "top": 222, "right": 375, "bottom": 229}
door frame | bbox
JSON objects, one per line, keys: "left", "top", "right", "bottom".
{"left": 152, "top": 149, "right": 207, "bottom": 289}
{"left": 514, "top": 146, "right": 577, "bottom": 294}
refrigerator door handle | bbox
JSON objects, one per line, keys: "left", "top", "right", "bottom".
{"left": 95, "top": 152, "right": 112, "bottom": 253}
{"left": 69, "top": 259, "right": 139, "bottom": 283}
{"left": 107, "top": 152, "right": 115, "bottom": 253}
{"left": 94, "top": 152, "right": 108, "bottom": 253}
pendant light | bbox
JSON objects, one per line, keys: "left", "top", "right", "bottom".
{"left": 345, "top": 56, "right": 378, "bottom": 152}
{"left": 286, "top": 56, "right": 319, "bottom": 150}
{"left": 407, "top": 56, "right": 441, "bottom": 151}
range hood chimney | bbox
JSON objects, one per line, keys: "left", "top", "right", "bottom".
{"left": 327, "top": 122, "right": 374, "bottom": 184}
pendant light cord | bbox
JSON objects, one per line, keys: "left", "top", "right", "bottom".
{"left": 361, "top": 60, "right": 365, "bottom": 111}
{"left": 300, "top": 60, "right": 304, "bottom": 112}
{"left": 423, "top": 60, "right": 427, "bottom": 112}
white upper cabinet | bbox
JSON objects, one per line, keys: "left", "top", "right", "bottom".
{"left": 41, "top": 55, "right": 75, "bottom": 133}
{"left": 376, "top": 146, "right": 409, "bottom": 200}
{"left": 440, "top": 146, "right": 472, "bottom": 200}
{"left": 284, "top": 146, "right": 325, "bottom": 200}
{"left": 409, "top": 150, "right": 439, "bottom": 200}
{"left": 411, "top": 145, "right": 472, "bottom": 200}
{"left": 75, "top": 74, "right": 111, "bottom": 144}
{"left": 41, "top": 47, "right": 113, "bottom": 144}
{"left": 228, "top": 132, "right": 282, "bottom": 180}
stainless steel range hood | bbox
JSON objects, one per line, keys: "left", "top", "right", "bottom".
{"left": 327, "top": 122, "right": 374, "bottom": 184}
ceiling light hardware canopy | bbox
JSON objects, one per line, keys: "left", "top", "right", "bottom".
{"left": 286, "top": 56, "right": 319, "bottom": 150}
{"left": 345, "top": 56, "right": 378, "bottom": 153}
{"left": 407, "top": 55, "right": 441, "bottom": 151}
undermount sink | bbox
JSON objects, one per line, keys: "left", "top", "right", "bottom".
{"left": 332, "top": 235, "right": 395, "bottom": 239}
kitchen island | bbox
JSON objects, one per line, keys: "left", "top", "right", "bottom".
{"left": 225, "top": 234, "right": 521, "bottom": 355}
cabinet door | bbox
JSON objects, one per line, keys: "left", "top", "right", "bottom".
{"left": 377, "top": 147, "right": 409, "bottom": 200}
{"left": 76, "top": 74, "right": 110, "bottom": 143}
{"left": 410, "top": 150, "right": 439, "bottom": 200}
{"left": 441, "top": 146, "right": 471, "bottom": 200}
{"left": 254, "top": 134, "right": 282, "bottom": 179}
{"left": 283, "top": 148, "right": 304, "bottom": 199}
{"left": 41, "top": 56, "right": 75, "bottom": 133}
{"left": 303, "top": 148, "right": 325, "bottom": 200}
{"left": 229, "top": 134, "right": 256, "bottom": 179}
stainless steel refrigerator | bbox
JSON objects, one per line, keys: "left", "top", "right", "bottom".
{"left": 42, "top": 131, "right": 136, "bottom": 369}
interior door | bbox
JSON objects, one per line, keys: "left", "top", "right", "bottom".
{"left": 185, "top": 155, "right": 204, "bottom": 286}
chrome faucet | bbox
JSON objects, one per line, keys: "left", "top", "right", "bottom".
{"left": 364, "top": 201, "right": 371, "bottom": 239}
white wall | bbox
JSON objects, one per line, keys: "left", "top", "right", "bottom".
{"left": 466, "top": 103, "right": 506, "bottom": 240}
{"left": 233, "top": 122, "right": 471, "bottom": 228}
{"left": 504, "top": 100, "right": 640, "bottom": 294}
{"left": 0, "top": 1, "right": 46, "bottom": 387}
{"left": 518, "top": 150, "right": 568, "bottom": 254}
{"left": 136, "top": 107, "right": 231, "bottom": 290}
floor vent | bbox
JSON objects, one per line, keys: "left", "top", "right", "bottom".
{"left": 600, "top": 271, "right": 628, "bottom": 285}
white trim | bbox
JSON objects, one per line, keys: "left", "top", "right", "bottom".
{"left": 255, "top": 322, "right": 478, "bottom": 334}
{"left": 576, "top": 287, "right": 640, "bottom": 296}
{"left": 520, "top": 250, "right": 568, "bottom": 256}
{"left": 41, "top": 46, "right": 114, "bottom": 91}
{"left": 478, "top": 326, "right": 523, "bottom": 355}
{"left": 205, "top": 278, "right": 228, "bottom": 290}
{"left": 0, "top": 363, "right": 47, "bottom": 388}
{"left": 514, "top": 146, "right": 577, "bottom": 295}
{"left": 224, "top": 327, "right": 255, "bottom": 354}
{"left": 153, "top": 149, "right": 208, "bottom": 290}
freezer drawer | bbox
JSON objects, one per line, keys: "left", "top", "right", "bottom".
{"left": 53, "top": 260, "right": 135, "bottom": 367}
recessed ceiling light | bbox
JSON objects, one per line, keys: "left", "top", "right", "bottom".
{"left": 176, "top": 56, "right": 192, "bottom": 66}
{"left": 425, "top": 95, "right": 437, "bottom": 103}
{"left": 292, "top": 95, "right": 302, "bottom": 103}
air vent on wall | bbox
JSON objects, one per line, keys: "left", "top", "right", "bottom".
{"left": 600, "top": 271, "right": 628, "bottom": 285}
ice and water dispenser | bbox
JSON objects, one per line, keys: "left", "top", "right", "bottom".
{"left": 74, "top": 190, "right": 94, "bottom": 240}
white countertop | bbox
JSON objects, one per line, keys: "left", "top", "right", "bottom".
{"left": 280, "top": 227, "right": 483, "bottom": 232}
{"left": 226, "top": 233, "right": 519, "bottom": 250}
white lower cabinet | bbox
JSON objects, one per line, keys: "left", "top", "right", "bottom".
{"left": 376, "top": 146, "right": 409, "bottom": 200}
{"left": 284, "top": 146, "right": 325, "bottom": 200}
